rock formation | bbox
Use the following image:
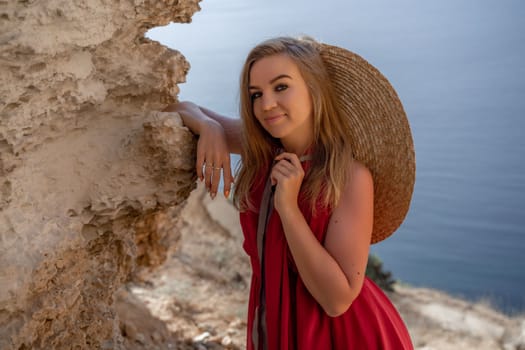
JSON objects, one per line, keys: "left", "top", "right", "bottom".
{"left": 0, "top": 0, "right": 201, "bottom": 348}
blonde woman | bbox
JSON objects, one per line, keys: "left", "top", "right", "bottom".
{"left": 166, "top": 36, "right": 415, "bottom": 350}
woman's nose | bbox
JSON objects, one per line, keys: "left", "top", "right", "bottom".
{"left": 262, "top": 94, "right": 277, "bottom": 111}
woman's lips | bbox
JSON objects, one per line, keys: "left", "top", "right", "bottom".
{"left": 265, "top": 114, "right": 285, "bottom": 124}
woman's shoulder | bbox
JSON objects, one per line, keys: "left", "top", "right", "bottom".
{"left": 337, "top": 159, "right": 374, "bottom": 206}
{"left": 348, "top": 160, "right": 373, "bottom": 185}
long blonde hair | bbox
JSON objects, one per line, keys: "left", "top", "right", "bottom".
{"left": 233, "top": 36, "right": 353, "bottom": 213}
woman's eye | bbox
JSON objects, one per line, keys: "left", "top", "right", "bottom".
{"left": 251, "top": 91, "right": 262, "bottom": 100}
{"left": 275, "top": 84, "right": 288, "bottom": 92}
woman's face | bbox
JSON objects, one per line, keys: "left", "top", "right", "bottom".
{"left": 248, "top": 54, "right": 314, "bottom": 154}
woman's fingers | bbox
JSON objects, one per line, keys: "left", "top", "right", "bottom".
{"left": 196, "top": 145, "right": 206, "bottom": 182}
{"left": 270, "top": 154, "right": 305, "bottom": 214}
{"left": 223, "top": 159, "right": 234, "bottom": 198}
{"left": 195, "top": 119, "right": 232, "bottom": 199}
{"left": 210, "top": 163, "right": 222, "bottom": 198}
{"left": 274, "top": 152, "right": 302, "bottom": 168}
{"left": 201, "top": 155, "right": 233, "bottom": 199}
{"left": 203, "top": 160, "right": 214, "bottom": 191}
{"left": 271, "top": 160, "right": 293, "bottom": 185}
{"left": 271, "top": 153, "right": 304, "bottom": 186}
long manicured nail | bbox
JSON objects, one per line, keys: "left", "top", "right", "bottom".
{"left": 224, "top": 189, "right": 230, "bottom": 198}
{"left": 210, "top": 192, "right": 216, "bottom": 200}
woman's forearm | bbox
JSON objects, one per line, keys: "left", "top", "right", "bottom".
{"left": 198, "top": 105, "right": 243, "bottom": 154}
{"left": 165, "top": 101, "right": 206, "bottom": 134}
{"left": 164, "top": 101, "right": 242, "bottom": 154}
{"left": 279, "top": 206, "right": 359, "bottom": 317}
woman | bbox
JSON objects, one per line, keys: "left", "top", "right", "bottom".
{"left": 166, "top": 36, "right": 415, "bottom": 349}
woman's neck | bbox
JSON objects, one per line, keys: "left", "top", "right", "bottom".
{"left": 280, "top": 137, "right": 313, "bottom": 157}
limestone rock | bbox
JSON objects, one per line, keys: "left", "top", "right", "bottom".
{"left": 0, "top": 0, "right": 201, "bottom": 349}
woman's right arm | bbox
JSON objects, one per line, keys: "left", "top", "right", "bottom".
{"left": 163, "top": 101, "right": 242, "bottom": 199}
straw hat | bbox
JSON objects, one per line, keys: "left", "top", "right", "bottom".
{"left": 318, "top": 43, "right": 416, "bottom": 244}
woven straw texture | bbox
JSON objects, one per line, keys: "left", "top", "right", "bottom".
{"left": 319, "top": 44, "right": 416, "bottom": 243}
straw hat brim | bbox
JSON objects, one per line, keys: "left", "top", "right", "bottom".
{"left": 319, "top": 44, "right": 416, "bottom": 244}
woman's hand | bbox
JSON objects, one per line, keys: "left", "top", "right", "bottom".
{"left": 197, "top": 119, "right": 234, "bottom": 199}
{"left": 165, "top": 101, "right": 237, "bottom": 199}
{"left": 270, "top": 152, "right": 305, "bottom": 215}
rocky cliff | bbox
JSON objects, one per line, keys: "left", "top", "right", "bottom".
{"left": 0, "top": 1, "right": 200, "bottom": 348}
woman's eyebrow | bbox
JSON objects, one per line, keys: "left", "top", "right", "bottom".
{"left": 249, "top": 74, "right": 292, "bottom": 90}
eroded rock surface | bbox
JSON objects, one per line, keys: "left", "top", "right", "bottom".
{"left": 0, "top": 1, "right": 201, "bottom": 349}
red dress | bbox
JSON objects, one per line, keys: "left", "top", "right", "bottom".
{"left": 239, "top": 161, "right": 414, "bottom": 350}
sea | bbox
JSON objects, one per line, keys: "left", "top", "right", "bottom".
{"left": 147, "top": 0, "right": 525, "bottom": 315}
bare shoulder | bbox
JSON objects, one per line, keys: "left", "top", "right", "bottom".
{"left": 329, "top": 160, "right": 374, "bottom": 218}
{"left": 347, "top": 160, "right": 373, "bottom": 192}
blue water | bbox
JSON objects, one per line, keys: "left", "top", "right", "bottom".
{"left": 148, "top": 0, "right": 525, "bottom": 315}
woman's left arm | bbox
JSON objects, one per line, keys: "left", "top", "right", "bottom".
{"left": 274, "top": 154, "right": 374, "bottom": 317}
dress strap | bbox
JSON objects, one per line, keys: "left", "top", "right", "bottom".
{"left": 254, "top": 175, "right": 273, "bottom": 350}
{"left": 254, "top": 153, "right": 313, "bottom": 349}
{"left": 256, "top": 176, "right": 274, "bottom": 264}
{"left": 257, "top": 153, "right": 311, "bottom": 262}
{"left": 299, "top": 154, "right": 313, "bottom": 162}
